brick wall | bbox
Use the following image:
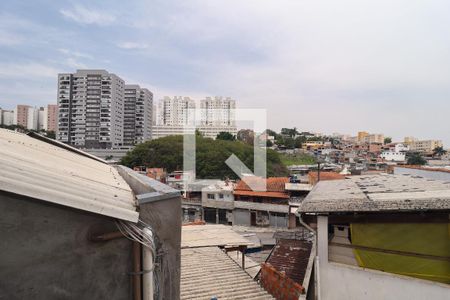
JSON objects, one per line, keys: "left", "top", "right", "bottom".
{"left": 260, "top": 263, "right": 305, "bottom": 300}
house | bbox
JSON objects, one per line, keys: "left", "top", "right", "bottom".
{"left": 233, "top": 177, "right": 290, "bottom": 227}
{"left": 201, "top": 180, "right": 235, "bottom": 224}
{"left": 0, "top": 129, "right": 181, "bottom": 299}
{"left": 297, "top": 174, "right": 450, "bottom": 300}
{"left": 380, "top": 143, "right": 409, "bottom": 162}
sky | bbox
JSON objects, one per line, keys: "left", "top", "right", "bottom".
{"left": 0, "top": 0, "right": 449, "bottom": 145}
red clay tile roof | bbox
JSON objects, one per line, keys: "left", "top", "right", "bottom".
{"left": 309, "top": 172, "right": 345, "bottom": 185}
{"left": 235, "top": 176, "right": 289, "bottom": 192}
{"left": 265, "top": 239, "right": 312, "bottom": 285}
{"left": 233, "top": 190, "right": 290, "bottom": 199}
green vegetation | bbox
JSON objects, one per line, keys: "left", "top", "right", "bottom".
{"left": 121, "top": 135, "right": 288, "bottom": 179}
{"left": 279, "top": 152, "right": 316, "bottom": 166}
{"left": 384, "top": 137, "right": 392, "bottom": 144}
{"left": 433, "top": 146, "right": 447, "bottom": 157}
{"left": 407, "top": 153, "right": 427, "bottom": 165}
{"left": 216, "top": 131, "right": 236, "bottom": 141}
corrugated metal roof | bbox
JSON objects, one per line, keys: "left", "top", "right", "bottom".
{"left": 181, "top": 247, "right": 274, "bottom": 300}
{"left": 0, "top": 129, "right": 138, "bottom": 222}
{"left": 182, "top": 224, "right": 254, "bottom": 248}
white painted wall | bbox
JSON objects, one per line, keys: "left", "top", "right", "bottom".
{"left": 320, "top": 262, "right": 450, "bottom": 300}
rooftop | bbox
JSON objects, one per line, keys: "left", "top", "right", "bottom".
{"left": 264, "top": 239, "right": 313, "bottom": 285}
{"left": 298, "top": 174, "right": 450, "bottom": 213}
{"left": 181, "top": 247, "right": 274, "bottom": 300}
{"left": 234, "top": 177, "right": 289, "bottom": 199}
{"left": 181, "top": 224, "right": 254, "bottom": 248}
{"left": 0, "top": 129, "right": 138, "bottom": 222}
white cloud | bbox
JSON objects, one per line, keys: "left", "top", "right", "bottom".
{"left": 116, "top": 42, "right": 149, "bottom": 50}
{"left": 60, "top": 5, "right": 116, "bottom": 26}
{"left": 0, "top": 62, "right": 61, "bottom": 78}
{"left": 0, "top": 30, "right": 23, "bottom": 46}
{"left": 58, "top": 48, "right": 93, "bottom": 60}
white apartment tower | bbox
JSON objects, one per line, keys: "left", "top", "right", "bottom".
{"left": 200, "top": 96, "right": 236, "bottom": 127}
{"left": 124, "top": 85, "right": 153, "bottom": 146}
{"left": 157, "top": 96, "right": 195, "bottom": 126}
{"left": 57, "top": 70, "right": 125, "bottom": 149}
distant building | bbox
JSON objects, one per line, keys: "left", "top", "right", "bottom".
{"left": 357, "top": 131, "right": 369, "bottom": 142}
{"left": 404, "top": 137, "right": 443, "bottom": 153}
{"left": 200, "top": 96, "right": 236, "bottom": 127}
{"left": 14, "top": 105, "right": 31, "bottom": 128}
{"left": 153, "top": 96, "right": 237, "bottom": 139}
{"left": 57, "top": 70, "right": 125, "bottom": 149}
{"left": 157, "top": 96, "right": 195, "bottom": 126}
{"left": 380, "top": 143, "right": 409, "bottom": 162}
{"left": 0, "top": 109, "right": 14, "bottom": 126}
{"left": 124, "top": 85, "right": 153, "bottom": 146}
{"left": 44, "top": 104, "right": 58, "bottom": 132}
{"left": 362, "top": 133, "right": 384, "bottom": 144}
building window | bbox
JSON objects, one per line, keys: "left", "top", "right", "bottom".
{"left": 207, "top": 194, "right": 215, "bottom": 200}
{"left": 219, "top": 193, "right": 224, "bottom": 199}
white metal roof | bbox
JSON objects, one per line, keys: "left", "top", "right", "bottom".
{"left": 182, "top": 224, "right": 254, "bottom": 248}
{"left": 181, "top": 247, "right": 274, "bottom": 300}
{"left": 0, "top": 129, "right": 138, "bottom": 222}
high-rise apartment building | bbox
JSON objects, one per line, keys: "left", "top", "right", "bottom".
{"left": 157, "top": 96, "right": 195, "bottom": 126}
{"left": 14, "top": 105, "right": 31, "bottom": 128}
{"left": 123, "top": 85, "right": 153, "bottom": 146}
{"left": 45, "top": 104, "right": 58, "bottom": 132}
{"left": 153, "top": 96, "right": 237, "bottom": 139}
{"left": 200, "top": 96, "right": 236, "bottom": 127}
{"left": 0, "top": 108, "right": 14, "bottom": 126}
{"left": 57, "top": 70, "right": 125, "bottom": 149}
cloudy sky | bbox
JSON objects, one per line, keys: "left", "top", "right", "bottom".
{"left": 1, "top": 0, "right": 449, "bottom": 145}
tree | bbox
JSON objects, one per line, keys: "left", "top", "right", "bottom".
{"left": 384, "top": 137, "right": 392, "bottom": 144}
{"left": 407, "top": 153, "right": 427, "bottom": 165}
{"left": 237, "top": 129, "right": 254, "bottom": 145}
{"left": 216, "top": 131, "right": 236, "bottom": 141}
{"left": 120, "top": 135, "right": 288, "bottom": 178}
{"left": 433, "top": 146, "right": 447, "bottom": 157}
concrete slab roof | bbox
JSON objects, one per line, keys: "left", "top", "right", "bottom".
{"left": 298, "top": 174, "right": 450, "bottom": 213}
{"left": 181, "top": 246, "right": 274, "bottom": 300}
{"left": 181, "top": 224, "right": 254, "bottom": 248}
{"left": 0, "top": 129, "right": 138, "bottom": 222}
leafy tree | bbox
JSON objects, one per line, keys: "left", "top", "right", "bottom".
{"left": 407, "top": 153, "right": 427, "bottom": 165}
{"left": 237, "top": 129, "right": 254, "bottom": 145}
{"left": 433, "top": 146, "right": 447, "bottom": 157}
{"left": 121, "top": 135, "right": 288, "bottom": 178}
{"left": 216, "top": 131, "right": 236, "bottom": 141}
{"left": 266, "top": 140, "right": 273, "bottom": 147}
{"left": 384, "top": 137, "right": 392, "bottom": 144}
{"left": 280, "top": 127, "right": 299, "bottom": 137}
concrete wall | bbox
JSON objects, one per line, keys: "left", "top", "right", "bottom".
{"left": 139, "top": 197, "right": 181, "bottom": 300}
{"left": 117, "top": 166, "right": 182, "bottom": 300}
{"left": 0, "top": 192, "right": 133, "bottom": 300}
{"left": 317, "top": 216, "right": 450, "bottom": 300}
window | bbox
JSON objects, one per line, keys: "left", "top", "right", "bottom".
{"left": 219, "top": 193, "right": 224, "bottom": 199}
{"left": 207, "top": 193, "right": 215, "bottom": 200}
